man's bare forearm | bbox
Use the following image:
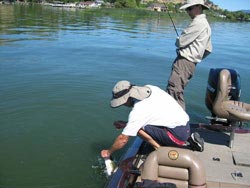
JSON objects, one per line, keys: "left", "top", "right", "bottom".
{"left": 109, "top": 134, "right": 129, "bottom": 154}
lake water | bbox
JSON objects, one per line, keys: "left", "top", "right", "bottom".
{"left": 1, "top": 4, "right": 250, "bottom": 188}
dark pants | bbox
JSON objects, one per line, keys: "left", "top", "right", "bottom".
{"left": 166, "top": 56, "right": 196, "bottom": 110}
{"left": 144, "top": 123, "right": 190, "bottom": 147}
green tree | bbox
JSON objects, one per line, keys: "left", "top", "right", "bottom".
{"left": 114, "top": 0, "right": 137, "bottom": 8}
{"left": 167, "top": 2, "right": 175, "bottom": 12}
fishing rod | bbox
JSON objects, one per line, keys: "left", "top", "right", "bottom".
{"left": 163, "top": 3, "right": 179, "bottom": 37}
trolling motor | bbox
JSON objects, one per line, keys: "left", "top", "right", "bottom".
{"left": 205, "top": 68, "right": 241, "bottom": 125}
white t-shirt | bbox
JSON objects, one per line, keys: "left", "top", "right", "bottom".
{"left": 122, "top": 85, "right": 190, "bottom": 136}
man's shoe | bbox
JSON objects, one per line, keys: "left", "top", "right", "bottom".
{"left": 187, "top": 132, "right": 204, "bottom": 152}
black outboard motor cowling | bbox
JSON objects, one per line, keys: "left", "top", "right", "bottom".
{"left": 205, "top": 68, "right": 241, "bottom": 115}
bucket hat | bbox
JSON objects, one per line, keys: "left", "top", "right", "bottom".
{"left": 110, "top": 80, "right": 151, "bottom": 108}
{"left": 180, "top": 0, "right": 209, "bottom": 10}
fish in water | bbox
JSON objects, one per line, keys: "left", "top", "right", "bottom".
{"left": 104, "top": 157, "right": 117, "bottom": 176}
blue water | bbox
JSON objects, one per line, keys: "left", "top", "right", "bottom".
{"left": 0, "top": 4, "right": 250, "bottom": 188}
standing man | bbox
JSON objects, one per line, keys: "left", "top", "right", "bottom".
{"left": 101, "top": 80, "right": 204, "bottom": 160}
{"left": 166, "top": 0, "right": 212, "bottom": 110}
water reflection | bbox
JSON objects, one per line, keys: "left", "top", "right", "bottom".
{"left": 1, "top": 4, "right": 183, "bottom": 46}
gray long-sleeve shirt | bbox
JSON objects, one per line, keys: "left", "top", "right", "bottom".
{"left": 176, "top": 14, "right": 212, "bottom": 63}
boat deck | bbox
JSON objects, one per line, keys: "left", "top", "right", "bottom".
{"left": 104, "top": 124, "right": 250, "bottom": 188}
{"left": 193, "top": 126, "right": 250, "bottom": 188}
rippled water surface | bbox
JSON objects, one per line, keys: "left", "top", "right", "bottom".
{"left": 1, "top": 4, "right": 250, "bottom": 188}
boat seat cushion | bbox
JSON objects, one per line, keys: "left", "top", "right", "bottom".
{"left": 141, "top": 147, "right": 206, "bottom": 188}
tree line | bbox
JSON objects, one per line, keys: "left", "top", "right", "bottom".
{"left": 216, "top": 9, "right": 250, "bottom": 22}
{"left": 11, "top": 0, "right": 250, "bottom": 21}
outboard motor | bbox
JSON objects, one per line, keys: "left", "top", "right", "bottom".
{"left": 205, "top": 68, "right": 241, "bottom": 119}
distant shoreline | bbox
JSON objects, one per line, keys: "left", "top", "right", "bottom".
{"left": 1, "top": 2, "right": 249, "bottom": 22}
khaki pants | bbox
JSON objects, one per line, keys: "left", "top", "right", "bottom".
{"left": 166, "top": 56, "right": 196, "bottom": 110}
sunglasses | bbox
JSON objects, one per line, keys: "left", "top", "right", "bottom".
{"left": 186, "top": 5, "right": 196, "bottom": 11}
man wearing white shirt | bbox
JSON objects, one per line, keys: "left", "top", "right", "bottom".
{"left": 101, "top": 80, "right": 204, "bottom": 159}
{"left": 166, "top": 0, "right": 212, "bottom": 110}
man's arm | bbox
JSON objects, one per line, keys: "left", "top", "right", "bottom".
{"left": 176, "top": 21, "right": 203, "bottom": 48}
{"left": 101, "top": 134, "right": 129, "bottom": 158}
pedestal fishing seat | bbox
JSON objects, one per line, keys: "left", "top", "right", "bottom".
{"left": 211, "top": 69, "right": 250, "bottom": 121}
{"left": 205, "top": 68, "right": 250, "bottom": 147}
{"left": 139, "top": 147, "right": 206, "bottom": 188}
